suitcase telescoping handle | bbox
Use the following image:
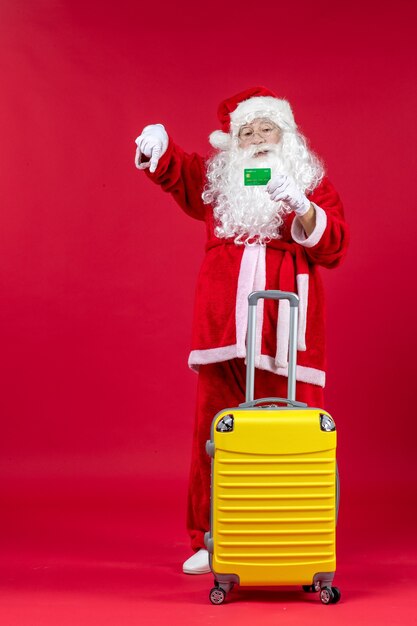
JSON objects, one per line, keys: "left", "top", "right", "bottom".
{"left": 245, "top": 290, "right": 300, "bottom": 405}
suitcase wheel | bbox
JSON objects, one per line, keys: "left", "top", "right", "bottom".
{"left": 209, "top": 587, "right": 226, "bottom": 605}
{"left": 302, "top": 585, "right": 318, "bottom": 593}
{"left": 330, "top": 587, "right": 341, "bottom": 604}
{"left": 320, "top": 586, "right": 341, "bottom": 605}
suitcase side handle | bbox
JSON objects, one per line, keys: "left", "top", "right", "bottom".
{"left": 246, "top": 290, "right": 299, "bottom": 404}
{"left": 239, "top": 397, "right": 307, "bottom": 408}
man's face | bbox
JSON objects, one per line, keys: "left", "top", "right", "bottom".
{"left": 237, "top": 117, "right": 282, "bottom": 156}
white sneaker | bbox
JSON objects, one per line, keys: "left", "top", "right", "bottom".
{"left": 182, "top": 549, "right": 211, "bottom": 574}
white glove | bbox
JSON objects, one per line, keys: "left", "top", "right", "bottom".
{"left": 134, "top": 124, "right": 168, "bottom": 173}
{"left": 266, "top": 174, "right": 311, "bottom": 216}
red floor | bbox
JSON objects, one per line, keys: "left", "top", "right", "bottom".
{"left": 1, "top": 476, "right": 416, "bottom": 626}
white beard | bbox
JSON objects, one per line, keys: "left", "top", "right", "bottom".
{"left": 203, "top": 135, "right": 324, "bottom": 245}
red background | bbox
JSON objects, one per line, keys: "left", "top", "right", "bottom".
{"left": 1, "top": 1, "right": 416, "bottom": 624}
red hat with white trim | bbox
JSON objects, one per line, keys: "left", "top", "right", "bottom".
{"left": 209, "top": 86, "right": 297, "bottom": 151}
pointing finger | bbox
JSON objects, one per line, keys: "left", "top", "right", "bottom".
{"left": 149, "top": 145, "right": 161, "bottom": 173}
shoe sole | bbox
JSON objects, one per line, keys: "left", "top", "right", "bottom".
{"left": 183, "top": 567, "right": 211, "bottom": 575}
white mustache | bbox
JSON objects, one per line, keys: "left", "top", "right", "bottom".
{"left": 239, "top": 143, "right": 282, "bottom": 159}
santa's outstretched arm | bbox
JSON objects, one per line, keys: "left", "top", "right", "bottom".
{"left": 135, "top": 123, "right": 207, "bottom": 222}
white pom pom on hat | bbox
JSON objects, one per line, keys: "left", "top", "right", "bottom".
{"left": 209, "top": 86, "right": 297, "bottom": 150}
{"left": 209, "top": 129, "right": 233, "bottom": 151}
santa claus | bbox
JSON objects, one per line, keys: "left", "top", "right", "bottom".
{"left": 135, "top": 86, "right": 348, "bottom": 574}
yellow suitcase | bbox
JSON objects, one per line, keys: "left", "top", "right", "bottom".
{"left": 205, "top": 291, "right": 340, "bottom": 606}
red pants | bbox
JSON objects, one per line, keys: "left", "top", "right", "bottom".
{"left": 186, "top": 359, "right": 325, "bottom": 551}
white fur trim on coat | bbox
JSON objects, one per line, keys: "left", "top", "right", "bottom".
{"left": 188, "top": 347, "right": 326, "bottom": 388}
{"left": 296, "top": 274, "right": 309, "bottom": 351}
{"left": 188, "top": 345, "right": 238, "bottom": 367}
{"left": 258, "top": 355, "right": 326, "bottom": 387}
{"left": 236, "top": 246, "right": 263, "bottom": 358}
{"left": 291, "top": 203, "right": 327, "bottom": 248}
{"left": 275, "top": 298, "right": 290, "bottom": 368}
{"left": 253, "top": 246, "right": 266, "bottom": 368}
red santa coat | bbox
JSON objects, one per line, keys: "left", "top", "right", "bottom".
{"left": 147, "top": 138, "right": 349, "bottom": 387}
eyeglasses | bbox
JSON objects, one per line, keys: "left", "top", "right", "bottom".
{"left": 238, "top": 123, "right": 280, "bottom": 143}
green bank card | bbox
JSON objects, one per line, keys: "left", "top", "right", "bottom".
{"left": 244, "top": 168, "right": 271, "bottom": 186}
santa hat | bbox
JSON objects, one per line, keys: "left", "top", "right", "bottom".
{"left": 209, "top": 86, "right": 297, "bottom": 151}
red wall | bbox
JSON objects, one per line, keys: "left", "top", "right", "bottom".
{"left": 1, "top": 0, "right": 416, "bottom": 522}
